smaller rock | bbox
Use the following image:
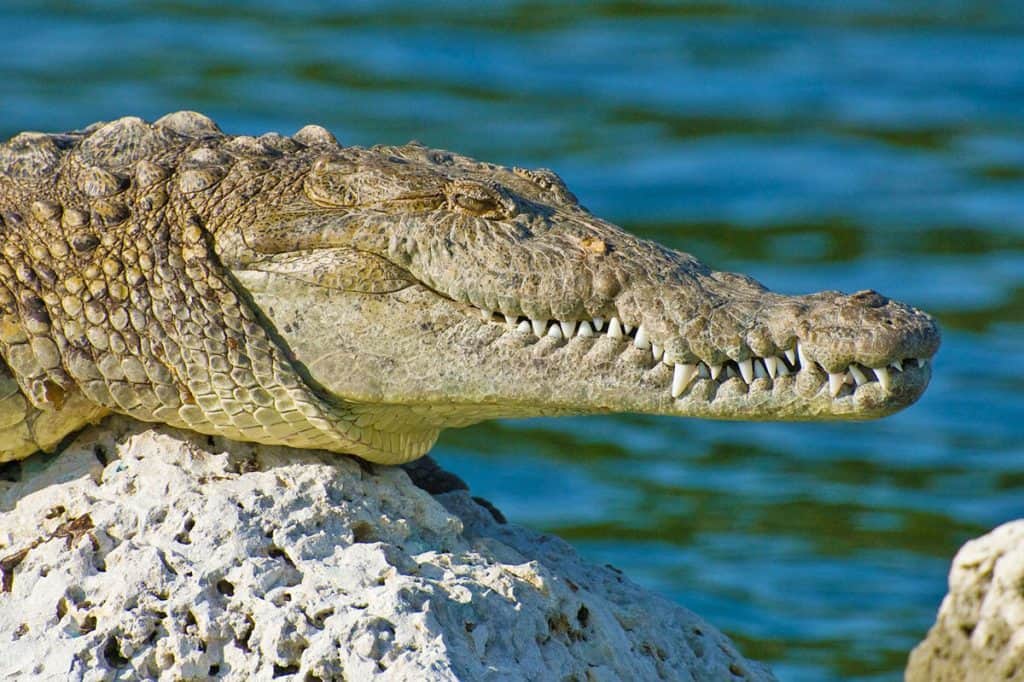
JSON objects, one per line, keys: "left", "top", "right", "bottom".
{"left": 907, "top": 520, "right": 1024, "bottom": 681}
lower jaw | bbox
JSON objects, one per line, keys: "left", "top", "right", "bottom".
{"left": 376, "top": 368, "right": 928, "bottom": 427}
{"left": 662, "top": 374, "right": 927, "bottom": 420}
{"left": 471, "top": 307, "right": 930, "bottom": 414}
{"left": 477, "top": 333, "right": 931, "bottom": 420}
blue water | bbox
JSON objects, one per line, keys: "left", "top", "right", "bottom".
{"left": 3, "top": 2, "right": 1023, "bottom": 679}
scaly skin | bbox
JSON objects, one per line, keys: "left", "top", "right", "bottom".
{"left": 0, "top": 112, "right": 940, "bottom": 464}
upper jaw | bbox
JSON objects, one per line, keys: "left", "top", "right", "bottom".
{"left": 231, "top": 203, "right": 938, "bottom": 421}
{"left": 395, "top": 208, "right": 938, "bottom": 416}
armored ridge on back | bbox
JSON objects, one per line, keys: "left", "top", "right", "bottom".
{"left": 0, "top": 112, "right": 939, "bottom": 464}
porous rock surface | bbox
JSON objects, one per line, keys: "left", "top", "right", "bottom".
{"left": 907, "top": 520, "right": 1024, "bottom": 681}
{"left": 0, "top": 417, "right": 773, "bottom": 681}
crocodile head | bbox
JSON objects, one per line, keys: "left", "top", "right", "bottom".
{"left": 217, "top": 138, "right": 939, "bottom": 463}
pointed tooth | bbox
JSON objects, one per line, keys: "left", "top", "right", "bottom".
{"left": 697, "top": 363, "right": 711, "bottom": 379}
{"left": 504, "top": 313, "right": 516, "bottom": 326}
{"left": 785, "top": 348, "right": 797, "bottom": 366}
{"left": 848, "top": 364, "right": 869, "bottom": 386}
{"left": 753, "top": 358, "right": 768, "bottom": 380}
{"left": 592, "top": 317, "right": 605, "bottom": 331}
{"left": 634, "top": 325, "right": 651, "bottom": 350}
{"left": 671, "top": 363, "right": 698, "bottom": 398}
{"left": 775, "top": 357, "right": 790, "bottom": 377}
{"left": 709, "top": 364, "right": 723, "bottom": 380}
{"left": 516, "top": 320, "right": 531, "bottom": 334}
{"left": 828, "top": 372, "right": 844, "bottom": 397}
{"left": 797, "top": 343, "right": 811, "bottom": 370}
{"left": 764, "top": 356, "right": 778, "bottom": 379}
{"left": 738, "top": 359, "right": 754, "bottom": 383}
{"left": 531, "top": 318, "right": 546, "bottom": 337}
{"left": 480, "top": 308, "right": 493, "bottom": 322}
{"left": 875, "top": 366, "right": 891, "bottom": 390}
{"left": 889, "top": 359, "right": 903, "bottom": 371}
{"left": 608, "top": 317, "right": 624, "bottom": 339}
{"left": 651, "top": 344, "right": 664, "bottom": 363}
{"left": 560, "top": 320, "right": 577, "bottom": 338}
{"left": 546, "top": 323, "right": 562, "bottom": 339}
{"left": 915, "top": 358, "right": 927, "bottom": 368}
{"left": 623, "top": 323, "right": 634, "bottom": 334}
{"left": 577, "top": 320, "right": 594, "bottom": 338}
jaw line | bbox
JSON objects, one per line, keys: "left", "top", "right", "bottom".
{"left": 444, "top": 299, "right": 935, "bottom": 421}
{"left": 301, "top": 291, "right": 934, "bottom": 424}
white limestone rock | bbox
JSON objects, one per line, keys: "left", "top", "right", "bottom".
{"left": 0, "top": 417, "right": 774, "bottom": 681}
{"left": 907, "top": 520, "right": 1024, "bottom": 681}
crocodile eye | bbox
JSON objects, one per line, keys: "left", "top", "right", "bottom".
{"left": 453, "top": 193, "right": 500, "bottom": 215}
{"left": 447, "top": 180, "right": 515, "bottom": 218}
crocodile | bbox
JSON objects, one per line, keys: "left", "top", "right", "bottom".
{"left": 0, "top": 112, "right": 940, "bottom": 465}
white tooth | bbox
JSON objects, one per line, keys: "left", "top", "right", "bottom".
{"left": 775, "top": 357, "right": 790, "bottom": 377}
{"left": 828, "top": 372, "right": 845, "bottom": 397}
{"left": 709, "top": 364, "right": 723, "bottom": 380}
{"left": 671, "top": 363, "right": 698, "bottom": 398}
{"left": 504, "top": 313, "right": 516, "bottom": 326}
{"left": 785, "top": 348, "right": 797, "bottom": 366}
{"left": 623, "top": 323, "right": 634, "bottom": 334}
{"left": 848, "top": 364, "right": 869, "bottom": 385}
{"left": 480, "top": 308, "right": 493, "bottom": 322}
{"left": 560, "top": 320, "right": 577, "bottom": 338}
{"left": 915, "top": 358, "right": 928, "bottom": 368}
{"left": 797, "top": 342, "right": 811, "bottom": 370}
{"left": 738, "top": 359, "right": 753, "bottom": 383}
{"left": 634, "top": 325, "right": 651, "bottom": 350}
{"left": 651, "top": 344, "right": 664, "bottom": 362}
{"left": 889, "top": 359, "right": 903, "bottom": 371}
{"left": 546, "top": 323, "right": 562, "bottom": 339}
{"left": 753, "top": 359, "right": 768, "bottom": 380}
{"left": 516, "top": 320, "right": 531, "bottom": 334}
{"left": 874, "top": 367, "right": 891, "bottom": 390}
{"left": 577, "top": 321, "right": 594, "bottom": 337}
{"left": 592, "top": 317, "right": 605, "bottom": 331}
{"left": 608, "top": 317, "right": 624, "bottom": 339}
{"left": 531, "top": 318, "right": 546, "bottom": 336}
{"left": 764, "top": 356, "right": 778, "bottom": 379}
{"left": 697, "top": 363, "right": 711, "bottom": 379}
